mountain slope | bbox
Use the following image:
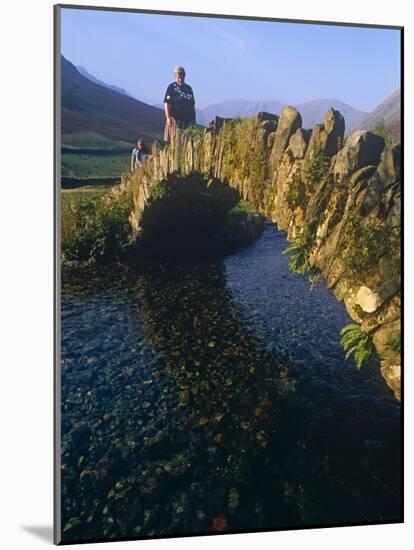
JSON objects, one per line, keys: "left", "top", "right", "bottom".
{"left": 352, "top": 89, "right": 401, "bottom": 139}
{"left": 76, "top": 65, "right": 130, "bottom": 97}
{"left": 61, "top": 55, "right": 164, "bottom": 142}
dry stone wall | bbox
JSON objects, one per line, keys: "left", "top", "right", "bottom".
{"left": 117, "top": 107, "right": 401, "bottom": 398}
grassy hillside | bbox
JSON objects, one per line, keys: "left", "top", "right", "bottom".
{"left": 61, "top": 55, "right": 164, "bottom": 143}
{"left": 60, "top": 56, "right": 165, "bottom": 182}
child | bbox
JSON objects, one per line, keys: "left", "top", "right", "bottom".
{"left": 131, "top": 139, "right": 146, "bottom": 171}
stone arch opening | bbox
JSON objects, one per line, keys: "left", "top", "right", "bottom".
{"left": 136, "top": 171, "right": 262, "bottom": 259}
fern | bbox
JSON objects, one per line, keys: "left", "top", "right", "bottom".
{"left": 340, "top": 323, "right": 374, "bottom": 369}
{"left": 282, "top": 230, "right": 313, "bottom": 275}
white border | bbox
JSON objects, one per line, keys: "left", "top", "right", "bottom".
{"left": 1, "top": 1, "right": 411, "bottom": 549}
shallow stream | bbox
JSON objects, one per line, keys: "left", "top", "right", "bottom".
{"left": 60, "top": 222, "right": 401, "bottom": 542}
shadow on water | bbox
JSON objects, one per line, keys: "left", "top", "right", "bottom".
{"left": 60, "top": 225, "right": 401, "bottom": 542}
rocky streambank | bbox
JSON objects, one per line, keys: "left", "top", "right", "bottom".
{"left": 117, "top": 107, "right": 401, "bottom": 398}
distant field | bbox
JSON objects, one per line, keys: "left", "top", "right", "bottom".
{"left": 61, "top": 131, "right": 159, "bottom": 181}
{"left": 61, "top": 151, "right": 130, "bottom": 179}
{"left": 62, "top": 130, "right": 161, "bottom": 152}
{"left": 62, "top": 132, "right": 133, "bottom": 151}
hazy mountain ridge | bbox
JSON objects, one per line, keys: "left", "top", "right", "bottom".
{"left": 76, "top": 65, "right": 130, "bottom": 97}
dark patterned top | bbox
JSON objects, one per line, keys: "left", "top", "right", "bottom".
{"left": 163, "top": 82, "right": 196, "bottom": 123}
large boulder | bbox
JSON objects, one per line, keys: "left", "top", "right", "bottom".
{"left": 355, "top": 285, "right": 382, "bottom": 313}
{"left": 287, "top": 128, "right": 311, "bottom": 159}
{"left": 321, "top": 108, "right": 345, "bottom": 155}
{"left": 304, "top": 108, "right": 345, "bottom": 161}
{"left": 358, "top": 141, "right": 400, "bottom": 216}
{"left": 270, "top": 106, "right": 302, "bottom": 169}
{"left": 333, "top": 130, "right": 385, "bottom": 183}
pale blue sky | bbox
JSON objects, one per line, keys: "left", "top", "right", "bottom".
{"left": 60, "top": 7, "right": 401, "bottom": 111}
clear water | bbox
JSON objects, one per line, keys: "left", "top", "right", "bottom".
{"left": 60, "top": 222, "right": 401, "bottom": 542}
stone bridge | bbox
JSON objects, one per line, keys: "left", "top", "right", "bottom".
{"left": 116, "top": 106, "right": 401, "bottom": 398}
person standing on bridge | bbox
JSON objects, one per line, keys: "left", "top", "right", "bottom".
{"left": 163, "top": 66, "right": 196, "bottom": 142}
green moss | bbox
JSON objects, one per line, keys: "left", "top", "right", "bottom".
{"left": 221, "top": 119, "right": 244, "bottom": 173}
{"left": 388, "top": 332, "right": 401, "bottom": 355}
{"left": 304, "top": 150, "right": 331, "bottom": 187}
{"left": 217, "top": 117, "right": 271, "bottom": 210}
{"left": 286, "top": 173, "right": 306, "bottom": 210}
{"left": 339, "top": 211, "right": 400, "bottom": 278}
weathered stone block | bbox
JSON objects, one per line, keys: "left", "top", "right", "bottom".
{"left": 334, "top": 130, "right": 385, "bottom": 182}
{"left": 270, "top": 106, "right": 302, "bottom": 169}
